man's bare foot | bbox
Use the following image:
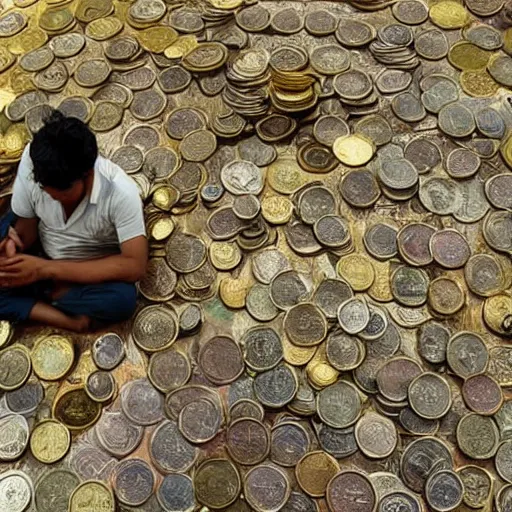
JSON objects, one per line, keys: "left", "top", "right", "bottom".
{"left": 30, "top": 302, "right": 91, "bottom": 332}
{"left": 68, "top": 315, "right": 90, "bottom": 333}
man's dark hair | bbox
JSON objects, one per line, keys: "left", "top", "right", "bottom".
{"left": 30, "top": 110, "right": 98, "bottom": 190}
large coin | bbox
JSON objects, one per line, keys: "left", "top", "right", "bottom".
{"left": 149, "top": 349, "right": 190, "bottom": 393}
{"left": 194, "top": 458, "right": 241, "bottom": 509}
{"left": 178, "top": 398, "right": 222, "bottom": 443}
{"left": 53, "top": 387, "right": 101, "bottom": 430}
{"left": 199, "top": 335, "right": 244, "bottom": 384}
{"left": 31, "top": 334, "right": 73, "bottom": 381}
{"left": 6, "top": 380, "right": 43, "bottom": 415}
{"left": 462, "top": 374, "right": 502, "bottom": 415}
{"left": 271, "top": 421, "right": 310, "bottom": 467}
{"left": 113, "top": 458, "right": 154, "bottom": 507}
{"left": 425, "top": 470, "right": 463, "bottom": 512}
{"left": 30, "top": 419, "right": 70, "bottom": 464}
{"left": 243, "top": 327, "right": 283, "bottom": 371}
{"left": 355, "top": 411, "right": 397, "bottom": 458}
{"left": 327, "top": 471, "right": 376, "bottom": 512}
{"left": 408, "top": 372, "right": 451, "bottom": 419}
{"left": 438, "top": 102, "right": 476, "bottom": 138}
{"left": 34, "top": 469, "right": 79, "bottom": 512}
{"left": 284, "top": 303, "right": 327, "bottom": 347}
{"left": 377, "top": 357, "right": 422, "bottom": 402}
{"left": 0, "top": 470, "right": 32, "bottom": 512}
{"left": 95, "top": 410, "right": 143, "bottom": 458}
{"left": 0, "top": 344, "right": 30, "bottom": 391}
{"left": 121, "top": 379, "right": 163, "bottom": 426}
{"left": 253, "top": 364, "right": 298, "bottom": 408}
{"left": 317, "top": 381, "right": 361, "bottom": 428}
{"left": 457, "top": 413, "right": 499, "bottom": 459}
{"left": 457, "top": 465, "right": 493, "bottom": 509}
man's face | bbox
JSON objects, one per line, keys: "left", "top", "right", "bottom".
{"left": 43, "top": 179, "right": 85, "bottom": 205}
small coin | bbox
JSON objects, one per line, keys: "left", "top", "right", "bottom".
{"left": 30, "top": 419, "right": 70, "bottom": 464}
{"left": 133, "top": 305, "right": 178, "bottom": 352}
{"left": 486, "top": 173, "right": 512, "bottom": 210}
{"left": 69, "top": 481, "right": 114, "bottom": 512}
{"left": 378, "top": 158, "right": 418, "bottom": 191}
{"left": 0, "top": 414, "right": 29, "bottom": 461}
{"left": 113, "top": 459, "right": 154, "bottom": 507}
{"left": 95, "top": 410, "right": 143, "bottom": 458}
{"left": 457, "top": 465, "right": 493, "bottom": 508}
{"left": 0, "top": 470, "right": 33, "bottom": 512}
{"left": 313, "top": 279, "right": 353, "bottom": 320}
{"left": 236, "top": 3, "right": 270, "bottom": 32}
{"left": 253, "top": 364, "right": 298, "bottom": 408}
{"left": 227, "top": 418, "right": 270, "bottom": 465}
{"left": 121, "top": 379, "right": 163, "bottom": 426}
{"left": 92, "top": 333, "right": 124, "bottom": 370}
{"left": 148, "top": 349, "right": 190, "bottom": 394}
{"left": 377, "top": 357, "right": 422, "bottom": 402}
{"left": 310, "top": 45, "right": 350, "bottom": 75}
{"left": 390, "top": 266, "right": 429, "bottom": 307}
{"left": 476, "top": 107, "right": 505, "bottom": 138}
{"left": 428, "top": 277, "right": 465, "bottom": 316}
{"left": 457, "top": 413, "right": 499, "bottom": 459}
{"left": 157, "top": 474, "right": 195, "bottom": 512}
{"left": 35, "top": 469, "right": 79, "bottom": 512}
{"left": 296, "top": 451, "right": 339, "bottom": 498}
{"left": 393, "top": 0, "right": 428, "bottom": 24}
{"left": 317, "top": 381, "right": 361, "bottom": 428}
{"left": 462, "top": 374, "right": 503, "bottom": 415}
{"left": 408, "top": 372, "right": 451, "bottom": 419}
{"left": 194, "top": 458, "right": 241, "bottom": 509}
{"left": 400, "top": 437, "right": 453, "bottom": 492}
{"left": 0, "top": 344, "right": 30, "bottom": 391}
{"left": 438, "top": 102, "right": 476, "bottom": 138}
{"left": 337, "top": 297, "right": 370, "bottom": 335}
{"left": 327, "top": 471, "right": 376, "bottom": 512}
{"left": 31, "top": 335, "right": 74, "bottom": 381}
{"left": 85, "top": 370, "right": 115, "bottom": 403}
{"left": 447, "top": 331, "right": 488, "bottom": 378}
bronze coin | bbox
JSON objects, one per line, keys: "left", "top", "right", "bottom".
{"left": 199, "top": 336, "right": 244, "bottom": 385}
{"left": 376, "top": 357, "right": 422, "bottom": 402}
{"left": 194, "top": 458, "right": 241, "bottom": 509}
{"left": 327, "top": 471, "right": 376, "bottom": 512}
{"left": 53, "top": 388, "right": 101, "bottom": 430}
{"left": 462, "top": 374, "right": 503, "bottom": 415}
{"left": 397, "top": 223, "right": 435, "bottom": 266}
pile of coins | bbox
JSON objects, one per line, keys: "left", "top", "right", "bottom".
{"left": 2, "top": 0, "right": 512, "bottom": 510}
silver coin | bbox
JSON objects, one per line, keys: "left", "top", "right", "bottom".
{"left": 95, "top": 410, "right": 143, "bottom": 458}
{"left": 378, "top": 158, "right": 418, "bottom": 190}
{"left": 392, "top": 92, "right": 426, "bottom": 123}
{"left": 298, "top": 186, "right": 336, "bottom": 225}
{"left": 243, "top": 327, "right": 283, "bottom": 372}
{"left": 415, "top": 29, "right": 449, "bottom": 60}
{"left": 326, "top": 330, "right": 365, "bottom": 372}
{"left": 359, "top": 305, "right": 388, "bottom": 340}
{"left": 246, "top": 283, "right": 279, "bottom": 322}
{"left": 404, "top": 138, "right": 442, "bottom": 174}
{"left": 438, "top": 102, "right": 476, "bottom": 138}
{"left": 313, "top": 215, "right": 350, "bottom": 248}
{"left": 317, "top": 381, "right": 362, "bottom": 428}
{"left": 379, "top": 492, "right": 421, "bottom": 512}
{"left": 425, "top": 470, "right": 463, "bottom": 512}
{"left": 86, "top": 370, "right": 115, "bottom": 402}
{"left": 157, "top": 474, "right": 195, "bottom": 512}
{"left": 399, "top": 407, "right": 439, "bottom": 435}
{"left": 229, "top": 399, "right": 264, "bottom": 423}
{"left": 355, "top": 411, "right": 397, "bottom": 458}
{"left": 121, "top": 379, "right": 164, "bottom": 426}
{"left": 317, "top": 424, "right": 358, "bottom": 458}
{"left": 271, "top": 421, "right": 310, "bottom": 467}
{"left": 221, "top": 160, "right": 263, "bottom": 195}
{"left": 417, "top": 321, "right": 449, "bottom": 364}
{"left": 244, "top": 464, "right": 290, "bottom": 512}
{"left": 270, "top": 270, "right": 309, "bottom": 310}
{"left": 391, "top": 266, "right": 429, "bottom": 307}
{"left": 282, "top": 491, "right": 318, "bottom": 512}
{"left": 408, "top": 372, "right": 452, "bottom": 419}
{"left": 457, "top": 465, "right": 493, "bottom": 509}
{"left": 253, "top": 364, "right": 298, "bottom": 408}
{"left": 34, "top": 469, "right": 79, "bottom": 512}
{"left": 457, "top": 413, "right": 499, "bottom": 459}
{"left": 6, "top": 380, "right": 43, "bottom": 415}
{"left": 0, "top": 414, "right": 29, "bottom": 461}
{"left": 447, "top": 331, "right": 488, "bottom": 378}
{"left": 375, "top": 69, "right": 412, "bottom": 94}
{"left": 0, "top": 471, "right": 32, "bottom": 512}
{"left": 483, "top": 210, "right": 512, "bottom": 254}
{"left": 313, "top": 279, "right": 353, "bottom": 319}
{"left": 179, "top": 398, "right": 222, "bottom": 443}
{"left": 338, "top": 297, "right": 370, "bottom": 334}
{"left": 113, "top": 458, "right": 154, "bottom": 507}
{"left": 476, "top": 107, "right": 505, "bottom": 139}
{"left": 466, "top": 24, "right": 502, "bottom": 50}
{"left": 364, "top": 223, "right": 398, "bottom": 259}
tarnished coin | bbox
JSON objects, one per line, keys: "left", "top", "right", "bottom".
{"left": 375, "top": 69, "right": 412, "bottom": 94}
{"left": 484, "top": 295, "right": 512, "bottom": 336}
{"left": 199, "top": 336, "right": 243, "bottom": 385}
{"left": 74, "top": 59, "right": 111, "bottom": 88}
{"left": 89, "top": 101, "right": 123, "bottom": 132}
{"left": 462, "top": 374, "right": 502, "bottom": 415}
{"left": 476, "top": 107, "right": 505, "bottom": 139}
{"left": 397, "top": 223, "right": 435, "bottom": 267}
{"left": 195, "top": 458, "right": 241, "bottom": 509}
{"left": 35, "top": 469, "right": 79, "bottom": 512}
{"left": 497, "top": 484, "right": 512, "bottom": 512}
{"left": 0, "top": 414, "right": 29, "bottom": 461}
{"left": 157, "top": 474, "right": 195, "bottom": 512}
{"left": 457, "top": 413, "right": 499, "bottom": 459}
{"left": 0, "top": 10, "right": 27, "bottom": 37}
{"left": 457, "top": 465, "right": 493, "bottom": 509}
{"left": 85, "top": 370, "right": 115, "bottom": 403}
{"left": 390, "top": 266, "right": 428, "bottom": 307}
{"left": 447, "top": 331, "right": 488, "bottom": 378}
{"left": 313, "top": 279, "right": 353, "bottom": 320}
{"left": 49, "top": 32, "right": 85, "bottom": 57}
{"left": 336, "top": 19, "right": 376, "bottom": 47}
{"left": 271, "top": 7, "right": 303, "bottom": 34}
{"left": 326, "top": 329, "right": 365, "bottom": 371}
{"left": 419, "top": 177, "right": 461, "bottom": 215}
{"left": 92, "top": 333, "right": 124, "bottom": 371}
{"left": 327, "top": 471, "right": 376, "bottom": 512}
{"left": 317, "top": 424, "right": 358, "bottom": 458}
{"left": 229, "top": 399, "right": 264, "bottom": 422}
{"left": 270, "top": 270, "right": 308, "bottom": 309}
{"left": 284, "top": 303, "right": 327, "bottom": 347}
{"left": 31, "top": 335, "right": 73, "bottom": 381}
{"left": 464, "top": 253, "right": 507, "bottom": 297}
{"left": 0, "top": 470, "right": 32, "bottom": 512}
{"left": 425, "top": 470, "right": 463, "bottom": 512}
{"left": 488, "top": 55, "right": 512, "bottom": 88}
{"left": 69, "top": 481, "right": 114, "bottom": 512}
{"left": 377, "top": 357, "right": 422, "bottom": 402}
{"left": 243, "top": 327, "right": 282, "bottom": 372}
{"left": 166, "top": 231, "right": 206, "bottom": 273}
{"left": 244, "top": 464, "right": 291, "bottom": 511}
{"left": 19, "top": 46, "right": 54, "bottom": 72}
{"left": 438, "top": 102, "right": 476, "bottom": 138}
{"left": 227, "top": 418, "right": 270, "bottom": 465}
{"left": 32, "top": 61, "right": 68, "bottom": 92}
{"left": 133, "top": 305, "right": 178, "bottom": 352}
{"left": 0, "top": 344, "right": 30, "bottom": 391}
{"left": 305, "top": 9, "right": 337, "bottom": 35}
{"left": 429, "top": 228, "right": 469, "bottom": 269}
{"left": 113, "top": 67, "right": 156, "bottom": 91}
{"left": 95, "top": 410, "right": 143, "bottom": 458}
{"left": 53, "top": 387, "right": 101, "bottom": 430}
{"left": 270, "top": 421, "right": 310, "bottom": 467}
{"left": 93, "top": 82, "right": 133, "bottom": 107}
{"left": 364, "top": 223, "right": 397, "bottom": 260}
{"left": 310, "top": 45, "right": 350, "bottom": 75}
{"left": 391, "top": 92, "right": 426, "bottom": 123}
{"left": 313, "top": 115, "right": 349, "bottom": 147}
{"left": 150, "top": 420, "right": 197, "bottom": 473}
{"left": 378, "top": 158, "right": 418, "bottom": 191}
{"left": 399, "top": 408, "right": 439, "bottom": 435}
{"left": 334, "top": 70, "right": 373, "bottom": 102}
{"left": 246, "top": 283, "right": 279, "bottom": 322}
{"left": 403, "top": 138, "right": 441, "bottom": 174}
{"left": 179, "top": 398, "right": 222, "bottom": 443}
{"left": 283, "top": 492, "right": 318, "bottom": 512}
{"left": 317, "top": 381, "right": 361, "bottom": 428}
{"left": 400, "top": 437, "right": 453, "bottom": 492}
{"left": 254, "top": 364, "right": 298, "bottom": 408}
{"left": 113, "top": 458, "right": 154, "bottom": 507}
{"left": 393, "top": 0, "right": 428, "bottom": 23}
{"left": 121, "top": 379, "right": 163, "bottom": 426}
{"left": 130, "top": 87, "right": 167, "bottom": 121}
{"left": 296, "top": 451, "right": 339, "bottom": 498}
{"left": 30, "top": 419, "right": 69, "bottom": 464}
{"left": 148, "top": 349, "right": 190, "bottom": 394}
{"left": 182, "top": 42, "right": 228, "bottom": 72}
{"left": 236, "top": 3, "right": 270, "bottom": 32}
{"left": 339, "top": 169, "right": 380, "bottom": 207}
{"left": 445, "top": 148, "right": 480, "bottom": 179}
{"left": 414, "top": 29, "right": 449, "bottom": 60}
{"left": 355, "top": 411, "right": 397, "bottom": 458}
{"left": 298, "top": 187, "right": 337, "bottom": 227}
{"left": 486, "top": 173, "right": 512, "bottom": 210}
{"left": 408, "top": 373, "right": 451, "bottom": 419}
{"left": 428, "top": 277, "right": 465, "bottom": 316}
{"left": 6, "top": 380, "right": 43, "bottom": 415}
{"left": 337, "top": 297, "right": 370, "bottom": 335}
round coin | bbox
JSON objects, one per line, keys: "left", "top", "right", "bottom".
{"left": 69, "top": 481, "right": 114, "bottom": 512}
{"left": 95, "top": 410, "right": 143, "bottom": 458}
{"left": 408, "top": 372, "right": 451, "bottom": 419}
{"left": 157, "top": 474, "right": 195, "bottom": 512}
{"left": 179, "top": 398, "right": 222, "bottom": 443}
{"left": 0, "top": 470, "right": 32, "bottom": 512}
{"left": 355, "top": 411, "right": 397, "bottom": 458}
{"left": 296, "top": 451, "right": 339, "bottom": 498}
{"left": 35, "top": 469, "right": 79, "bottom": 512}
{"left": 113, "top": 459, "right": 154, "bottom": 507}
{"left": 194, "top": 458, "right": 241, "bottom": 509}
{"left": 270, "top": 421, "right": 310, "bottom": 467}
{"left": 457, "top": 413, "right": 499, "bottom": 459}
{"left": 92, "top": 333, "right": 124, "bottom": 370}
{"left": 227, "top": 418, "right": 270, "bottom": 465}
{"left": 457, "top": 465, "right": 493, "bottom": 508}
{"left": 0, "top": 344, "right": 30, "bottom": 391}
{"left": 447, "top": 331, "right": 488, "bottom": 378}
{"left": 31, "top": 335, "right": 73, "bottom": 381}
{"left": 199, "top": 335, "right": 244, "bottom": 385}
{"left": 0, "top": 414, "right": 29, "bottom": 461}
{"left": 425, "top": 470, "right": 463, "bottom": 512}
{"left": 377, "top": 358, "right": 422, "bottom": 402}
{"left": 462, "top": 374, "right": 503, "bottom": 415}
{"left": 327, "top": 471, "right": 376, "bottom": 512}
{"left": 121, "top": 378, "right": 163, "bottom": 426}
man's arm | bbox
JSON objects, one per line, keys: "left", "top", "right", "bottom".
{"left": 0, "top": 235, "right": 148, "bottom": 286}
{"left": 13, "top": 217, "right": 39, "bottom": 251}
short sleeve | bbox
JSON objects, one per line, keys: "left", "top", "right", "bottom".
{"left": 111, "top": 181, "right": 146, "bottom": 244}
{"left": 11, "top": 145, "right": 36, "bottom": 219}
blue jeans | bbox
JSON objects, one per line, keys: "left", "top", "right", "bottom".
{"left": 0, "top": 211, "right": 137, "bottom": 324}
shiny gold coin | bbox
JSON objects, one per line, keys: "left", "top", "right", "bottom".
{"left": 149, "top": 216, "right": 174, "bottom": 241}
{"left": 261, "top": 195, "right": 293, "bottom": 224}
{"left": 137, "top": 26, "right": 178, "bottom": 54}
{"left": 9, "top": 27, "right": 48, "bottom": 55}
{"left": 307, "top": 347, "right": 339, "bottom": 388}
{"left": 429, "top": 1, "right": 470, "bottom": 29}
{"left": 39, "top": 7, "right": 74, "bottom": 32}
{"left": 282, "top": 335, "right": 316, "bottom": 366}
{"left": 31, "top": 335, "right": 74, "bottom": 381}
{"left": 333, "top": 134, "right": 375, "bottom": 167}
{"left": 70, "top": 481, "right": 115, "bottom": 512}
{"left": 30, "top": 419, "right": 70, "bottom": 464}
{"left": 210, "top": 241, "right": 242, "bottom": 271}
{"left": 337, "top": 254, "right": 375, "bottom": 291}
{"left": 85, "top": 16, "right": 123, "bottom": 40}
{"left": 483, "top": 294, "right": 512, "bottom": 335}
{"left": 210, "top": 0, "right": 243, "bottom": 8}
{"left": 0, "top": 321, "right": 12, "bottom": 349}
{"left": 460, "top": 70, "right": 499, "bottom": 98}
{"left": 152, "top": 185, "right": 179, "bottom": 211}
{"left": 220, "top": 277, "right": 251, "bottom": 309}
{"left": 164, "top": 35, "right": 198, "bottom": 59}
{"left": 501, "top": 134, "right": 512, "bottom": 169}
{"left": 448, "top": 41, "right": 491, "bottom": 71}
{"left": 368, "top": 261, "right": 393, "bottom": 302}
{"left": 296, "top": 451, "right": 340, "bottom": 497}
{"left": 428, "top": 276, "right": 465, "bottom": 315}
{"left": 267, "top": 159, "right": 310, "bottom": 194}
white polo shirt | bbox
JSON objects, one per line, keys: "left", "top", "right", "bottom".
{"left": 11, "top": 144, "right": 146, "bottom": 260}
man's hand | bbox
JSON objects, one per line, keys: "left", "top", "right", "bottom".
{"left": 0, "top": 227, "right": 23, "bottom": 258}
{"left": 0, "top": 254, "right": 47, "bottom": 287}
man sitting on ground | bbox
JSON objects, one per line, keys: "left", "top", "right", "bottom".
{"left": 0, "top": 111, "right": 147, "bottom": 332}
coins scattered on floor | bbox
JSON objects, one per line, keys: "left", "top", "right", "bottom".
{"left": 1, "top": 0, "right": 512, "bottom": 510}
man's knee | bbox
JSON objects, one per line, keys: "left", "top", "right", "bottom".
{"left": 0, "top": 288, "right": 36, "bottom": 323}
{"left": 103, "top": 282, "right": 137, "bottom": 320}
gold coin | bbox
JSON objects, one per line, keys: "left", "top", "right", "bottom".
{"left": 333, "top": 134, "right": 375, "bottom": 167}
{"left": 149, "top": 217, "right": 174, "bottom": 241}
{"left": 307, "top": 361, "right": 339, "bottom": 388}
{"left": 30, "top": 419, "right": 70, "bottom": 464}
{"left": 267, "top": 158, "right": 309, "bottom": 194}
{"left": 368, "top": 261, "right": 393, "bottom": 302}
{"left": 209, "top": 0, "right": 243, "bottom": 8}
{"left": 428, "top": 276, "right": 465, "bottom": 315}
{"left": 1, "top": 123, "right": 30, "bottom": 159}
{"left": 8, "top": 27, "right": 48, "bottom": 55}
{"left": 296, "top": 450, "right": 340, "bottom": 497}
{"left": 210, "top": 241, "right": 242, "bottom": 271}
{"left": 31, "top": 335, "right": 74, "bottom": 381}
{"left": 448, "top": 41, "right": 491, "bottom": 71}
{"left": 70, "top": 481, "right": 115, "bottom": 512}
{"left": 9, "top": 67, "right": 35, "bottom": 94}
{"left": 137, "top": 26, "right": 178, "bottom": 54}
{"left": 164, "top": 35, "right": 198, "bottom": 59}
{"left": 483, "top": 294, "right": 512, "bottom": 335}
{"left": 152, "top": 185, "right": 179, "bottom": 211}
{"left": 85, "top": 16, "right": 123, "bottom": 41}
{"left": 0, "top": 321, "right": 12, "bottom": 349}
{"left": 337, "top": 254, "right": 375, "bottom": 291}
{"left": 429, "top": 1, "right": 470, "bottom": 29}
{"left": 504, "top": 28, "right": 512, "bottom": 55}
{"left": 220, "top": 277, "right": 251, "bottom": 309}
{"left": 501, "top": 134, "right": 512, "bottom": 169}
{"left": 0, "top": 91, "right": 16, "bottom": 112}
{"left": 53, "top": 386, "right": 102, "bottom": 430}
{"left": 460, "top": 70, "right": 499, "bottom": 98}
{"left": 0, "top": 47, "right": 15, "bottom": 73}
{"left": 282, "top": 334, "right": 316, "bottom": 366}
{"left": 261, "top": 195, "right": 293, "bottom": 224}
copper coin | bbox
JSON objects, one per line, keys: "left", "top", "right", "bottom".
{"left": 462, "top": 374, "right": 503, "bottom": 415}
{"left": 296, "top": 451, "right": 339, "bottom": 498}
{"left": 397, "top": 223, "right": 435, "bottom": 266}
{"left": 194, "top": 458, "right": 241, "bottom": 509}
{"left": 227, "top": 418, "right": 270, "bottom": 465}
{"left": 327, "top": 471, "right": 376, "bottom": 512}
{"left": 199, "top": 336, "right": 244, "bottom": 385}
{"left": 376, "top": 357, "right": 422, "bottom": 402}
